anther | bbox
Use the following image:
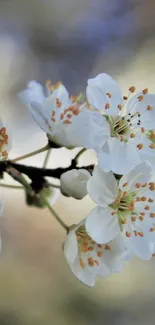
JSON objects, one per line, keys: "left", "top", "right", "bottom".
{"left": 144, "top": 205, "right": 150, "bottom": 210}
{"left": 129, "top": 86, "right": 136, "bottom": 93}
{"left": 150, "top": 213, "right": 155, "bottom": 218}
{"left": 142, "top": 88, "right": 148, "bottom": 95}
{"left": 106, "top": 92, "right": 112, "bottom": 98}
{"left": 138, "top": 232, "right": 144, "bottom": 237}
{"left": 123, "top": 96, "right": 128, "bottom": 100}
{"left": 137, "top": 143, "right": 143, "bottom": 150}
{"left": 135, "top": 183, "right": 141, "bottom": 188}
{"left": 130, "top": 133, "right": 136, "bottom": 138}
{"left": 117, "top": 104, "right": 122, "bottom": 110}
{"left": 137, "top": 95, "right": 144, "bottom": 101}
{"left": 126, "top": 231, "right": 131, "bottom": 237}
{"left": 97, "top": 252, "right": 103, "bottom": 257}
{"left": 147, "top": 105, "right": 152, "bottom": 111}
{"left": 105, "top": 103, "right": 110, "bottom": 109}
{"left": 131, "top": 216, "right": 137, "bottom": 222}
{"left": 149, "top": 143, "right": 155, "bottom": 149}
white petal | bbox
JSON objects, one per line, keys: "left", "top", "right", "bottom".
{"left": 66, "top": 107, "right": 110, "bottom": 150}
{"left": 123, "top": 219, "right": 154, "bottom": 260}
{"left": 63, "top": 230, "right": 78, "bottom": 264}
{"left": 18, "top": 81, "right": 45, "bottom": 105}
{"left": 71, "top": 257, "right": 96, "bottom": 287}
{"left": 60, "top": 169, "right": 91, "bottom": 199}
{"left": 119, "top": 161, "right": 152, "bottom": 192}
{"left": 127, "top": 93, "right": 155, "bottom": 129}
{"left": 98, "top": 137, "right": 141, "bottom": 175}
{"left": 102, "top": 235, "right": 130, "bottom": 272}
{"left": 86, "top": 206, "right": 120, "bottom": 244}
{"left": 87, "top": 166, "right": 118, "bottom": 207}
{"left": 86, "top": 73, "right": 123, "bottom": 115}
{"left": 29, "top": 102, "right": 52, "bottom": 134}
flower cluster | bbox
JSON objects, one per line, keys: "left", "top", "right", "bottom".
{"left": 0, "top": 73, "right": 155, "bottom": 287}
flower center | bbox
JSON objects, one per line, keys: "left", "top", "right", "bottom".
{"left": 106, "top": 116, "right": 131, "bottom": 141}
{"left": 111, "top": 190, "right": 136, "bottom": 225}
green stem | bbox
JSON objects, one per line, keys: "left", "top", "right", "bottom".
{"left": 0, "top": 183, "right": 23, "bottom": 189}
{"left": 43, "top": 149, "right": 52, "bottom": 168}
{"left": 41, "top": 194, "right": 69, "bottom": 231}
{"left": 11, "top": 144, "right": 50, "bottom": 163}
{"left": 75, "top": 148, "right": 86, "bottom": 161}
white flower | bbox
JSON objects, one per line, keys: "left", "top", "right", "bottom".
{"left": 63, "top": 221, "right": 131, "bottom": 287}
{"left": 19, "top": 80, "right": 109, "bottom": 149}
{"left": 87, "top": 73, "right": 155, "bottom": 174}
{"left": 0, "top": 117, "right": 11, "bottom": 160}
{"left": 86, "top": 163, "right": 155, "bottom": 260}
{"left": 60, "top": 169, "right": 91, "bottom": 199}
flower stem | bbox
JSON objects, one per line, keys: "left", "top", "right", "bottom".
{"left": 43, "top": 149, "right": 52, "bottom": 168}
{"left": 41, "top": 194, "right": 69, "bottom": 231}
{"left": 75, "top": 148, "right": 86, "bottom": 161}
{"left": 0, "top": 183, "right": 23, "bottom": 189}
{"left": 11, "top": 144, "right": 50, "bottom": 163}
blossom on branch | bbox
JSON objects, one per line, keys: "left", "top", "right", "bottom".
{"left": 19, "top": 81, "right": 109, "bottom": 150}
{"left": 86, "top": 163, "right": 155, "bottom": 260}
{"left": 87, "top": 73, "right": 155, "bottom": 174}
{"left": 63, "top": 221, "right": 131, "bottom": 287}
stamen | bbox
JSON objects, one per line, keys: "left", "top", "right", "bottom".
{"left": 105, "top": 103, "right": 110, "bottom": 109}
{"left": 129, "top": 86, "right": 136, "bottom": 93}
{"left": 126, "top": 231, "right": 131, "bottom": 237}
{"left": 141, "top": 196, "right": 147, "bottom": 201}
{"left": 63, "top": 120, "right": 72, "bottom": 124}
{"left": 137, "top": 95, "right": 144, "bottom": 101}
{"left": 150, "top": 213, "right": 155, "bottom": 218}
{"left": 144, "top": 205, "right": 150, "bottom": 210}
{"left": 137, "top": 143, "right": 143, "bottom": 150}
{"left": 130, "top": 133, "right": 136, "bottom": 138}
{"left": 97, "top": 252, "right": 103, "bottom": 257}
{"left": 106, "top": 92, "right": 112, "bottom": 98}
{"left": 139, "top": 216, "right": 144, "bottom": 221}
{"left": 149, "top": 143, "right": 155, "bottom": 149}
{"left": 149, "top": 182, "right": 155, "bottom": 191}
{"left": 117, "top": 104, "right": 123, "bottom": 111}
{"left": 147, "top": 105, "right": 152, "bottom": 111}
{"left": 148, "top": 198, "right": 154, "bottom": 203}
{"left": 142, "top": 88, "right": 148, "bottom": 95}
{"left": 88, "top": 257, "right": 95, "bottom": 267}
{"left": 123, "top": 96, "right": 128, "bottom": 100}
{"left": 56, "top": 98, "right": 62, "bottom": 108}
{"left": 138, "top": 232, "right": 144, "bottom": 237}
{"left": 104, "top": 245, "right": 111, "bottom": 250}
{"left": 141, "top": 127, "right": 145, "bottom": 133}
{"left": 131, "top": 216, "right": 137, "bottom": 222}
{"left": 80, "top": 259, "right": 85, "bottom": 269}
{"left": 150, "top": 228, "right": 155, "bottom": 232}
{"left": 135, "top": 183, "right": 141, "bottom": 188}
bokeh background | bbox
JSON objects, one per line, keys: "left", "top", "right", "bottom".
{"left": 0, "top": 0, "right": 155, "bottom": 324}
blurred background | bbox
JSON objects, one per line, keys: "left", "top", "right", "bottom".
{"left": 0, "top": 0, "right": 155, "bottom": 324}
